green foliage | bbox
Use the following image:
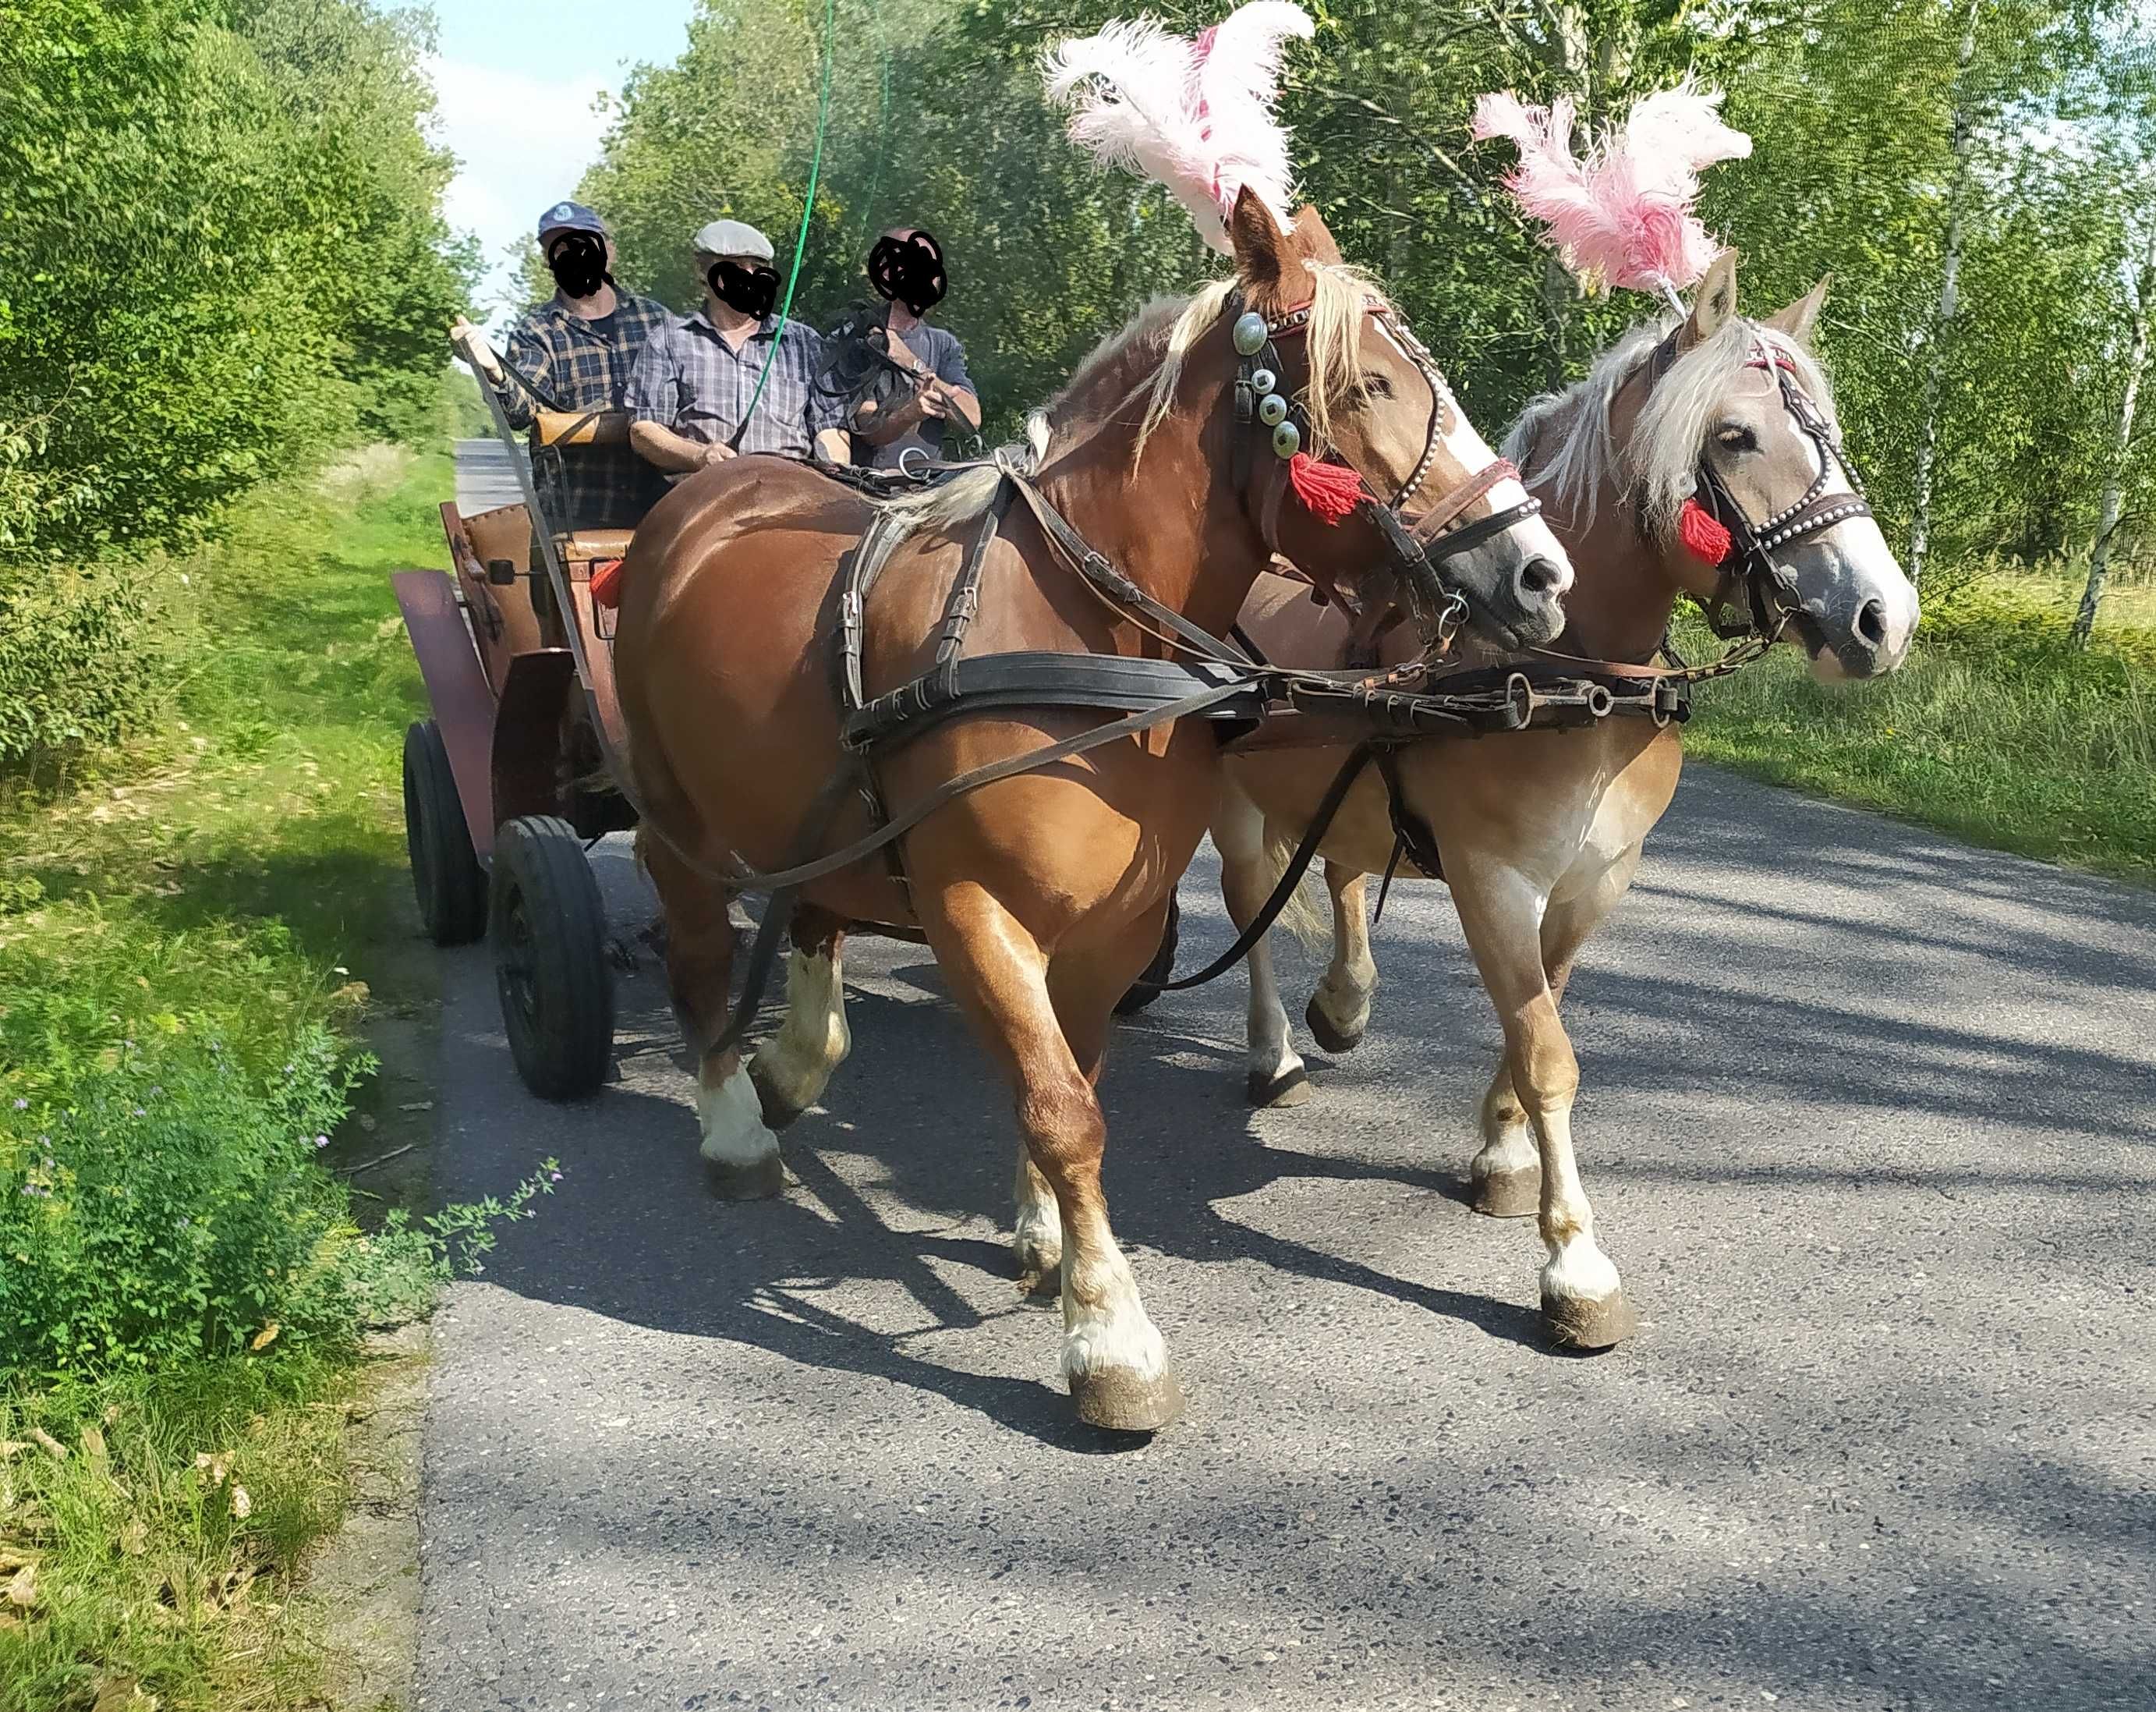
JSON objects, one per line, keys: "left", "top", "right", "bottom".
{"left": 0, "top": 562, "right": 162, "bottom": 778}
{"left": 0, "top": 0, "right": 473, "bottom": 561}
{"left": 0, "top": 1036, "right": 364, "bottom": 1372}
{"left": 0, "top": 1350, "right": 366, "bottom": 1711}
{"left": 577, "top": 0, "right": 2155, "bottom": 575}
{"left": 1679, "top": 573, "right": 2156, "bottom": 881}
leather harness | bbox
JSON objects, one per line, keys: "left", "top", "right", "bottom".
{"left": 678, "top": 309, "right": 1858, "bottom": 1053}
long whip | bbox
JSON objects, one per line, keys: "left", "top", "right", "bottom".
{"left": 735, "top": 0, "right": 839, "bottom": 441}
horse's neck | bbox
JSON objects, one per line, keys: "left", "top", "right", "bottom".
{"left": 1039, "top": 393, "right": 1259, "bottom": 645}
{"left": 1533, "top": 451, "right": 1680, "bottom": 667}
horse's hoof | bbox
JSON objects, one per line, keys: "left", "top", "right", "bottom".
{"left": 1245, "top": 1065, "right": 1312, "bottom": 1108}
{"left": 1540, "top": 1286, "right": 1637, "bottom": 1351}
{"left": 1304, "top": 997, "right": 1365, "bottom": 1055}
{"left": 748, "top": 1061, "right": 807, "bottom": 1132}
{"left": 1469, "top": 1166, "right": 1541, "bottom": 1219}
{"left": 704, "top": 1150, "right": 787, "bottom": 1200}
{"left": 1070, "top": 1366, "right": 1183, "bottom": 1434}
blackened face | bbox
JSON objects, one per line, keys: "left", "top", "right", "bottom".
{"left": 546, "top": 232, "right": 608, "bottom": 300}
{"left": 868, "top": 229, "right": 946, "bottom": 315}
{"left": 706, "top": 257, "right": 780, "bottom": 318}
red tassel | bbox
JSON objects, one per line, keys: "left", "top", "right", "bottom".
{"left": 590, "top": 557, "right": 625, "bottom": 609}
{"left": 1287, "top": 452, "right": 1365, "bottom": 526}
{"left": 1678, "top": 498, "right": 1732, "bottom": 566}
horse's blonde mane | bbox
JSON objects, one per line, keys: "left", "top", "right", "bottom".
{"left": 1503, "top": 315, "right": 1836, "bottom": 535}
{"left": 1135, "top": 260, "right": 1390, "bottom": 460}
{"left": 883, "top": 257, "right": 1398, "bottom": 537}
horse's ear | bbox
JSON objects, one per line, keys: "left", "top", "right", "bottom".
{"left": 1764, "top": 276, "right": 1830, "bottom": 348}
{"left": 1287, "top": 203, "right": 1343, "bottom": 268}
{"left": 1227, "top": 186, "right": 1290, "bottom": 305}
{"left": 1679, "top": 250, "right": 1740, "bottom": 351}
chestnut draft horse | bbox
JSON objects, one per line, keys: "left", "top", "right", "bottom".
{"left": 611, "top": 193, "right": 1574, "bottom": 1430}
{"left": 1213, "top": 254, "right": 1920, "bottom": 1350}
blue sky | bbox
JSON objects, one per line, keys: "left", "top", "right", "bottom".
{"left": 424, "top": 1, "right": 699, "bottom": 314}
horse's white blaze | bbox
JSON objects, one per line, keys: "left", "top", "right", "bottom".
{"left": 696, "top": 1062, "right": 780, "bottom": 1167}
{"left": 750, "top": 948, "right": 851, "bottom": 1116}
{"left": 1061, "top": 1245, "right": 1168, "bottom": 1382}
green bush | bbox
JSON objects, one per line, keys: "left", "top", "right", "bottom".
{"left": 0, "top": 1034, "right": 361, "bottom": 1372}
{"left": 0, "top": 1032, "right": 561, "bottom": 1375}
{"left": 0, "top": 559, "right": 165, "bottom": 778}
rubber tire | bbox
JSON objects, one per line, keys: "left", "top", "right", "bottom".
{"left": 490, "top": 814, "right": 615, "bottom": 1101}
{"left": 403, "top": 720, "right": 488, "bottom": 945}
{"left": 1114, "top": 892, "right": 1181, "bottom": 1016}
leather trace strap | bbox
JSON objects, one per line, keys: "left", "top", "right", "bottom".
{"left": 1148, "top": 743, "right": 1375, "bottom": 994}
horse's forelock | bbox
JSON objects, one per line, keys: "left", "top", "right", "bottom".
{"left": 1509, "top": 316, "right": 1840, "bottom": 537}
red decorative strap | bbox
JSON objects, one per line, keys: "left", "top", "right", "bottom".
{"left": 591, "top": 558, "right": 625, "bottom": 609}
{"left": 1287, "top": 452, "right": 1365, "bottom": 525}
{"left": 1679, "top": 498, "right": 1732, "bottom": 566}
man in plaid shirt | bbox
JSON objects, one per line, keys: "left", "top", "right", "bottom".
{"left": 457, "top": 200, "right": 671, "bottom": 531}
{"left": 628, "top": 219, "right": 851, "bottom": 475}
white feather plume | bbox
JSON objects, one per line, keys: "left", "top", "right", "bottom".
{"left": 1043, "top": 3, "right": 1312, "bottom": 253}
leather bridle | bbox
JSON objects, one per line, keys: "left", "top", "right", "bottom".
{"left": 1648, "top": 325, "right": 1876, "bottom": 642}
{"left": 1232, "top": 295, "right": 1542, "bottom": 643}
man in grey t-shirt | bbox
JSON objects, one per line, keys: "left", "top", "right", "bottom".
{"left": 846, "top": 228, "right": 981, "bottom": 469}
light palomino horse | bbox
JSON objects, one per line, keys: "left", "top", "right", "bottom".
{"left": 614, "top": 193, "right": 1574, "bottom": 1430}
{"left": 1214, "top": 253, "right": 1919, "bottom": 1349}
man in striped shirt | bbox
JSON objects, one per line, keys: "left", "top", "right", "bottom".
{"left": 627, "top": 219, "right": 851, "bottom": 475}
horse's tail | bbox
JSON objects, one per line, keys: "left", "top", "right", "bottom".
{"left": 1264, "top": 828, "right": 1331, "bottom": 955}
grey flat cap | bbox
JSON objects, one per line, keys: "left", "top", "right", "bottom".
{"left": 692, "top": 218, "right": 774, "bottom": 261}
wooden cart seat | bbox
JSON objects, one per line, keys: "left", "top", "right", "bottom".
{"left": 556, "top": 529, "right": 635, "bottom": 563}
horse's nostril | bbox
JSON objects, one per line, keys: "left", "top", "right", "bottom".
{"left": 1520, "top": 555, "right": 1565, "bottom": 597}
{"left": 1856, "top": 597, "right": 1887, "bottom": 648}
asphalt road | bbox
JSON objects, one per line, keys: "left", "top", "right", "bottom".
{"left": 412, "top": 756, "right": 2155, "bottom": 1711}
{"left": 454, "top": 435, "right": 529, "bottom": 514}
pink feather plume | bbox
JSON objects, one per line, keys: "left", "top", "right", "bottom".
{"left": 1471, "top": 83, "right": 1751, "bottom": 296}
{"left": 1043, "top": 2, "right": 1313, "bottom": 253}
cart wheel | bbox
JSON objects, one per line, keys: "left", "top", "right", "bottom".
{"left": 490, "top": 815, "right": 615, "bottom": 1101}
{"left": 1114, "top": 892, "right": 1180, "bottom": 1016}
{"left": 403, "top": 720, "right": 487, "bottom": 945}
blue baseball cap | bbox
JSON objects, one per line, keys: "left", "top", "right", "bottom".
{"left": 537, "top": 200, "right": 607, "bottom": 242}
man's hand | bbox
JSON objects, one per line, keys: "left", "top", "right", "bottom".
{"left": 451, "top": 316, "right": 504, "bottom": 382}
{"left": 701, "top": 441, "right": 738, "bottom": 466}
{"left": 917, "top": 377, "right": 952, "bottom": 420}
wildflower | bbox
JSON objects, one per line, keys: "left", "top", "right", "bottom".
{"left": 550, "top": 1171, "right": 563, "bottom": 1182}
{"left": 148, "top": 1085, "right": 162, "bottom": 1097}
{"left": 313, "top": 1135, "right": 330, "bottom": 1149}
{"left": 133, "top": 1107, "right": 147, "bottom": 1118}
{"left": 9, "top": 1099, "right": 23, "bottom": 1111}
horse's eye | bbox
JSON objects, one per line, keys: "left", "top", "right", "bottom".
{"left": 1364, "top": 373, "right": 1394, "bottom": 401}
{"left": 1715, "top": 424, "right": 1758, "bottom": 453}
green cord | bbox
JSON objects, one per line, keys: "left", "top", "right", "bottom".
{"left": 739, "top": 0, "right": 838, "bottom": 438}
{"left": 857, "top": 0, "right": 892, "bottom": 248}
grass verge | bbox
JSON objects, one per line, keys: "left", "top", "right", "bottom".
{"left": 0, "top": 440, "right": 505, "bottom": 1710}
{"left": 1678, "top": 567, "right": 2156, "bottom": 885}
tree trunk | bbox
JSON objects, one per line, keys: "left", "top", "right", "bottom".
{"left": 2073, "top": 229, "right": 2154, "bottom": 647}
{"left": 1907, "top": 0, "right": 1984, "bottom": 586}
